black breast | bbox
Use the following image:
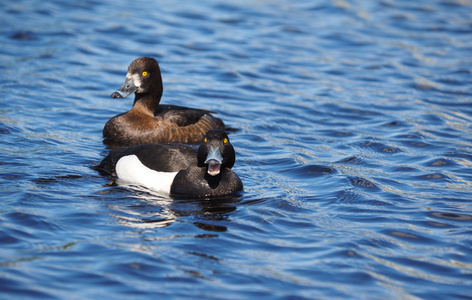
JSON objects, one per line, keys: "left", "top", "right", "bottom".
{"left": 170, "top": 167, "right": 243, "bottom": 198}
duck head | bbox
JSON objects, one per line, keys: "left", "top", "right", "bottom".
{"left": 111, "top": 57, "right": 163, "bottom": 100}
{"left": 198, "top": 130, "right": 236, "bottom": 176}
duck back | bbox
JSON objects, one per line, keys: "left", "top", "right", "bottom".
{"left": 97, "top": 143, "right": 198, "bottom": 176}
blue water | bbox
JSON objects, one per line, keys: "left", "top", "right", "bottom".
{"left": 1, "top": 0, "right": 472, "bottom": 298}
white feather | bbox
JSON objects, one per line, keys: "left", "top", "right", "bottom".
{"left": 115, "top": 155, "right": 178, "bottom": 194}
{"left": 131, "top": 73, "right": 142, "bottom": 89}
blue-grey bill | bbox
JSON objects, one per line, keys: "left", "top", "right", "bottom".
{"left": 205, "top": 146, "right": 222, "bottom": 176}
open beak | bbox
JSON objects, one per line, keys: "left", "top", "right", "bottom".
{"left": 111, "top": 77, "right": 137, "bottom": 98}
{"left": 204, "top": 146, "right": 222, "bottom": 176}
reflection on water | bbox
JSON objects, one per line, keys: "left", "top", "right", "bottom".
{"left": 104, "top": 184, "right": 239, "bottom": 232}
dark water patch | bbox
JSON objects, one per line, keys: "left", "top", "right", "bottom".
{"left": 422, "top": 221, "right": 453, "bottom": 229}
{"left": 430, "top": 212, "right": 472, "bottom": 222}
{"left": 349, "top": 176, "right": 380, "bottom": 191}
{"left": 95, "top": 25, "right": 141, "bottom": 37}
{"left": 319, "top": 129, "right": 356, "bottom": 138}
{"left": 424, "top": 158, "right": 456, "bottom": 168}
{"left": 354, "top": 75, "right": 386, "bottom": 83}
{"left": 383, "top": 120, "right": 405, "bottom": 127}
{"left": 359, "top": 236, "right": 400, "bottom": 251}
{"left": 411, "top": 82, "right": 439, "bottom": 92}
{"left": 354, "top": 140, "right": 401, "bottom": 155}
{"left": 383, "top": 229, "right": 435, "bottom": 245}
{"left": 388, "top": 165, "right": 420, "bottom": 173}
{"left": 398, "top": 139, "right": 438, "bottom": 151}
{"left": 324, "top": 68, "right": 346, "bottom": 76}
{"left": 0, "top": 230, "right": 23, "bottom": 246}
{"left": 10, "top": 31, "right": 38, "bottom": 41}
{"left": 381, "top": 146, "right": 399, "bottom": 153}
{"left": 414, "top": 173, "right": 450, "bottom": 181}
{"left": 336, "top": 155, "right": 387, "bottom": 172}
{"left": 282, "top": 164, "right": 336, "bottom": 178}
{"left": 337, "top": 156, "right": 368, "bottom": 165}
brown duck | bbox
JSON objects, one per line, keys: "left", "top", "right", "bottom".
{"left": 103, "top": 57, "right": 225, "bottom": 147}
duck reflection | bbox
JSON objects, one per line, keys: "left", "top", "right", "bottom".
{"left": 104, "top": 183, "right": 240, "bottom": 232}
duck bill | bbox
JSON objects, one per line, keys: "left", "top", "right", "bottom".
{"left": 111, "top": 77, "right": 137, "bottom": 98}
{"left": 205, "top": 146, "right": 222, "bottom": 176}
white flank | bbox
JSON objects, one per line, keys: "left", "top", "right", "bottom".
{"left": 115, "top": 155, "right": 178, "bottom": 194}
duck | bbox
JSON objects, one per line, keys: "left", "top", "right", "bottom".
{"left": 103, "top": 57, "right": 225, "bottom": 147}
{"left": 97, "top": 130, "right": 243, "bottom": 198}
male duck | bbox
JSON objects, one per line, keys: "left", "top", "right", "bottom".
{"left": 103, "top": 57, "right": 225, "bottom": 147}
{"left": 97, "top": 130, "right": 243, "bottom": 198}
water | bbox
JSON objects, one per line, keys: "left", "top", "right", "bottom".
{"left": 1, "top": 0, "right": 472, "bottom": 298}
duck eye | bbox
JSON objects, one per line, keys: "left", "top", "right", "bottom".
{"left": 204, "top": 138, "right": 207, "bottom": 143}
{"left": 223, "top": 138, "right": 228, "bottom": 144}
{"left": 142, "top": 71, "right": 148, "bottom": 77}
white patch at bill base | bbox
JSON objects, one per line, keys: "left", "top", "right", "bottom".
{"left": 131, "top": 73, "right": 142, "bottom": 89}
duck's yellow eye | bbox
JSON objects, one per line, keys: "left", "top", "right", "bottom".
{"left": 142, "top": 71, "right": 148, "bottom": 77}
{"left": 204, "top": 138, "right": 207, "bottom": 143}
{"left": 224, "top": 138, "right": 228, "bottom": 144}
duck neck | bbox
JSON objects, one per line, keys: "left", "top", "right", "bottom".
{"left": 132, "top": 91, "right": 162, "bottom": 115}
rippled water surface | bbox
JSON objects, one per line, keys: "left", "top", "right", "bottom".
{"left": 1, "top": 0, "right": 472, "bottom": 298}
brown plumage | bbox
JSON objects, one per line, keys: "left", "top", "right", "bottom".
{"left": 103, "top": 57, "right": 225, "bottom": 148}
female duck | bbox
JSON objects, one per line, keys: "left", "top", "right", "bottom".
{"left": 103, "top": 57, "right": 225, "bottom": 147}
{"left": 97, "top": 130, "right": 243, "bottom": 198}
